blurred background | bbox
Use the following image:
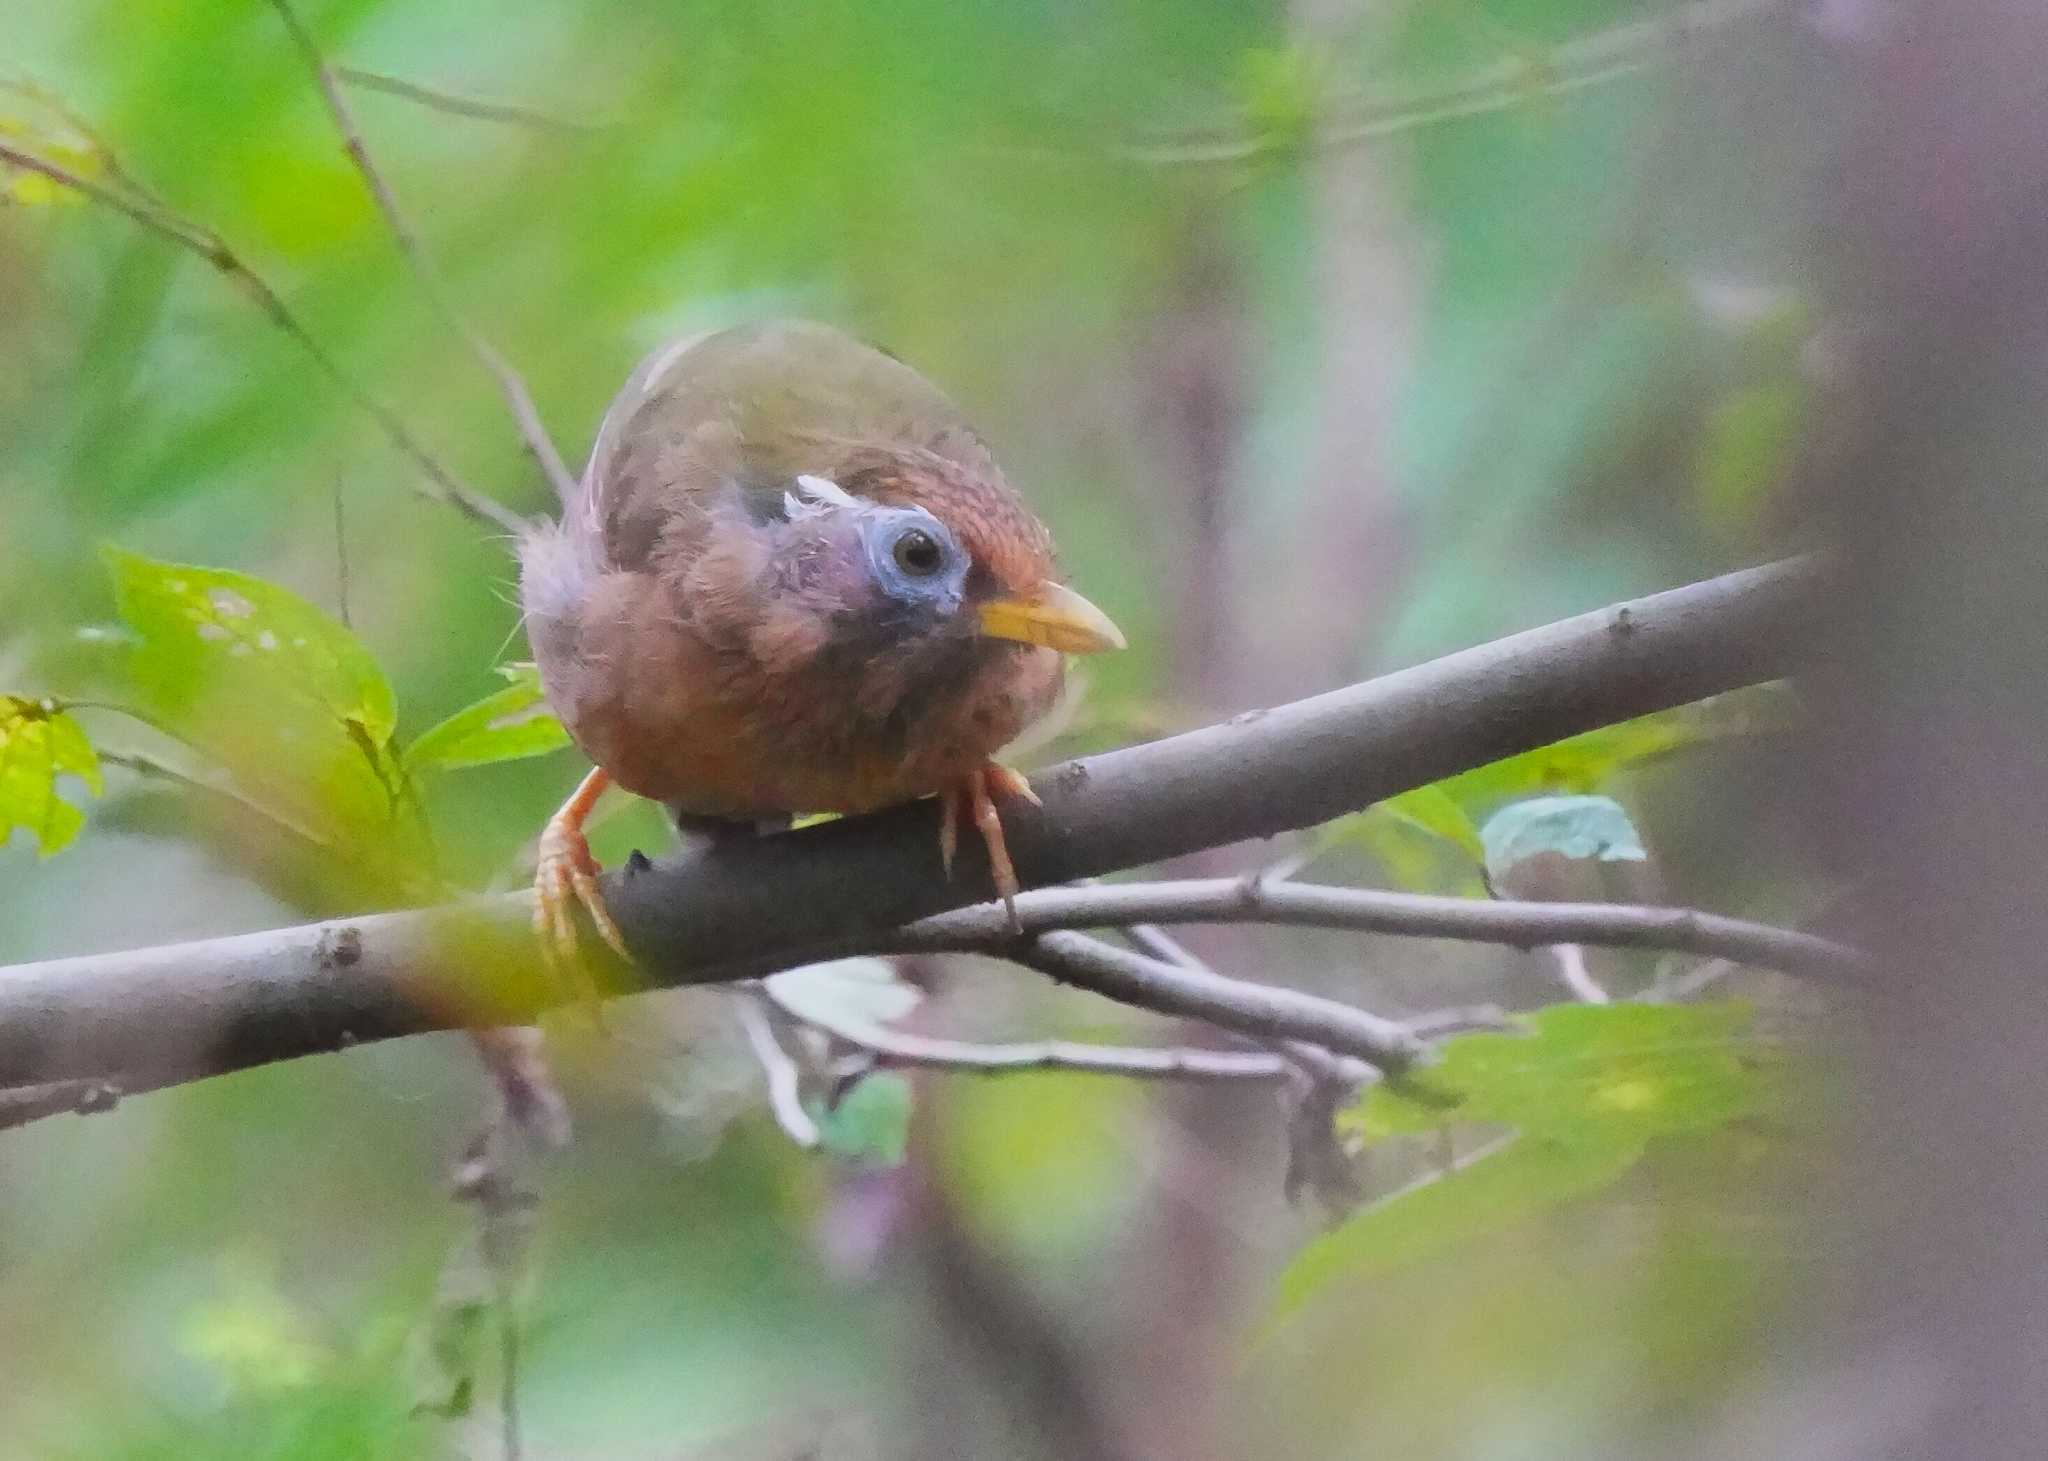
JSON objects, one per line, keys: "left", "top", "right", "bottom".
{"left": 0, "top": 0, "right": 1979, "bottom": 1457}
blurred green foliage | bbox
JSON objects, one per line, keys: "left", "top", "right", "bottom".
{"left": 1, "top": 0, "right": 1836, "bottom": 1455}
{"left": 0, "top": 694, "right": 102, "bottom": 854}
{"left": 1273, "top": 1001, "right": 1784, "bottom": 1320}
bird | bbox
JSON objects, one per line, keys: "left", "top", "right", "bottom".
{"left": 518, "top": 318, "right": 1126, "bottom": 976}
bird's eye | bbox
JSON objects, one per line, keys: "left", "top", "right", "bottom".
{"left": 892, "top": 528, "right": 944, "bottom": 577}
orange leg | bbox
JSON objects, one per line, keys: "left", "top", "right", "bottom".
{"left": 534, "top": 767, "right": 632, "bottom": 997}
{"left": 938, "top": 762, "right": 1042, "bottom": 927}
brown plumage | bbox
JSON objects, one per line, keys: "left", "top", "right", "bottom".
{"left": 519, "top": 320, "right": 1124, "bottom": 969}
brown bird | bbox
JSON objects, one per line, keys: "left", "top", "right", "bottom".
{"left": 519, "top": 319, "right": 1125, "bottom": 972}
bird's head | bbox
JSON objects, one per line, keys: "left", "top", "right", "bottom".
{"left": 767, "top": 450, "right": 1124, "bottom": 664}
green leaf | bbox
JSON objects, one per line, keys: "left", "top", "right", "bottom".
{"left": 103, "top": 546, "right": 396, "bottom": 744}
{"left": 1235, "top": 44, "right": 1332, "bottom": 150}
{"left": 1480, "top": 793, "right": 1646, "bottom": 883}
{"left": 1360, "top": 1002, "right": 1769, "bottom": 1140}
{"left": 1378, "top": 783, "right": 1486, "bottom": 862}
{"left": 101, "top": 547, "right": 407, "bottom": 850}
{"left": 1309, "top": 785, "right": 1487, "bottom": 892}
{"left": 1276, "top": 1134, "right": 1638, "bottom": 1311}
{"left": 404, "top": 664, "right": 569, "bottom": 774}
{"left": 810, "top": 1072, "right": 912, "bottom": 1167}
{"left": 1442, "top": 706, "right": 1715, "bottom": 807}
{"left": 1307, "top": 692, "right": 1788, "bottom": 887}
{"left": 1269, "top": 1003, "right": 1781, "bottom": 1322}
{"left": 765, "top": 957, "right": 924, "bottom": 1035}
{"left": 0, "top": 696, "right": 104, "bottom": 856}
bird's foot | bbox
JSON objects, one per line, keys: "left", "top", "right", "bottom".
{"left": 939, "top": 763, "right": 1042, "bottom": 929}
{"left": 534, "top": 767, "right": 631, "bottom": 1013}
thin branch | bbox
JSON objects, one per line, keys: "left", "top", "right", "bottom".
{"left": 0, "top": 1077, "right": 123, "bottom": 1133}
{"left": 1112, "top": 918, "right": 1371, "bottom": 1084}
{"left": 0, "top": 72, "right": 169, "bottom": 205}
{"left": 769, "top": 983, "right": 1311, "bottom": 1085}
{"left": 845, "top": 1032, "right": 1294, "bottom": 1082}
{"left": 332, "top": 473, "right": 353, "bottom": 628}
{"left": 879, "top": 877, "right": 1862, "bottom": 983}
{"left": 0, "top": 560, "right": 1824, "bottom": 1101}
{"left": 1404, "top": 1004, "right": 1517, "bottom": 1040}
{"left": 335, "top": 66, "right": 602, "bottom": 134}
{"left": 0, "top": 141, "right": 527, "bottom": 535}
{"left": 1016, "top": 931, "right": 1425, "bottom": 1070}
{"left": 1121, "top": 0, "right": 1783, "bottom": 168}
{"left": 269, "top": 0, "right": 580, "bottom": 505}
{"left": 1548, "top": 942, "right": 1610, "bottom": 1003}
{"left": 735, "top": 994, "right": 818, "bottom": 1147}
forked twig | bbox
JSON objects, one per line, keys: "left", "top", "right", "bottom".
{"left": 0, "top": 140, "right": 527, "bottom": 535}
{"left": 269, "top": 0, "right": 580, "bottom": 505}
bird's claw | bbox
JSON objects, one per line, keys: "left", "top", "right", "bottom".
{"left": 533, "top": 770, "right": 630, "bottom": 1018}
{"left": 939, "top": 764, "right": 1038, "bottom": 931}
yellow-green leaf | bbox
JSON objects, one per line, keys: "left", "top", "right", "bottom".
{"left": 1274, "top": 1133, "right": 1637, "bottom": 1311}
{"left": 1359, "top": 1002, "right": 1770, "bottom": 1143}
{"left": 1433, "top": 688, "right": 1796, "bottom": 813}
{"left": 104, "top": 547, "right": 397, "bottom": 743}
{"left": 1307, "top": 693, "right": 1789, "bottom": 888}
{"left": 1379, "top": 783, "right": 1486, "bottom": 862}
{"left": 1268, "top": 1003, "right": 1782, "bottom": 1324}
{"left": 404, "top": 664, "right": 569, "bottom": 773}
{"left": 1315, "top": 787, "right": 1487, "bottom": 893}
{"left": 101, "top": 546, "right": 401, "bottom": 846}
{"left": 0, "top": 696, "right": 104, "bottom": 856}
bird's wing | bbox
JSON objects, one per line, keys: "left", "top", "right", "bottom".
{"left": 573, "top": 319, "right": 998, "bottom": 572}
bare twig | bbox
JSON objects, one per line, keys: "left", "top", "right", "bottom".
{"left": 335, "top": 66, "right": 602, "bottom": 134}
{"left": 1403, "top": 1004, "right": 1517, "bottom": 1040}
{"left": 0, "top": 73, "right": 168, "bottom": 205}
{"left": 332, "top": 474, "right": 353, "bottom": 628}
{"left": 1114, "top": 918, "right": 1369, "bottom": 1084}
{"left": 1121, "top": 0, "right": 1783, "bottom": 167}
{"left": 0, "top": 140, "right": 527, "bottom": 534}
{"left": 1016, "top": 931, "right": 1425, "bottom": 1071}
{"left": 882, "top": 877, "right": 1862, "bottom": 983}
{"left": 268, "top": 0, "right": 579, "bottom": 506}
{"left": 768, "top": 981, "right": 1312, "bottom": 1084}
{"left": 0, "top": 1077, "right": 122, "bottom": 1133}
{"left": 1547, "top": 942, "right": 1610, "bottom": 1003}
{"left": 735, "top": 994, "right": 818, "bottom": 1146}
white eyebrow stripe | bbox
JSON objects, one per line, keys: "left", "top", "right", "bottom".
{"left": 783, "top": 473, "right": 876, "bottom": 521}
{"left": 794, "top": 474, "right": 859, "bottom": 507}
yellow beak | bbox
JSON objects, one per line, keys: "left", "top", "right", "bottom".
{"left": 977, "top": 581, "right": 1127, "bottom": 655}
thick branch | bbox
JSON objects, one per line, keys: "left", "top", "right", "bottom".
{"left": 0, "top": 560, "right": 1820, "bottom": 1096}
